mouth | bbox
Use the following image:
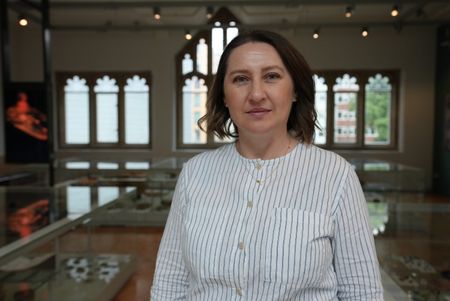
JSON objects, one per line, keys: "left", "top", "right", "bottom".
{"left": 247, "top": 108, "right": 272, "bottom": 118}
{"left": 246, "top": 108, "right": 271, "bottom": 118}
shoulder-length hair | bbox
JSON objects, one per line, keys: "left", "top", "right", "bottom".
{"left": 198, "top": 30, "right": 317, "bottom": 144}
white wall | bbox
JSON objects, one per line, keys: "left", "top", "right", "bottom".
{"left": 5, "top": 24, "right": 437, "bottom": 187}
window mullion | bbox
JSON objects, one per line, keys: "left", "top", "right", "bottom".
{"left": 327, "top": 74, "right": 335, "bottom": 149}
{"left": 90, "top": 76, "right": 97, "bottom": 146}
{"left": 390, "top": 73, "right": 398, "bottom": 149}
{"left": 357, "top": 75, "right": 366, "bottom": 148}
{"left": 118, "top": 77, "right": 125, "bottom": 146}
{"left": 59, "top": 76, "right": 66, "bottom": 146}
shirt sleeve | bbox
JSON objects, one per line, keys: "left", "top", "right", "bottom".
{"left": 150, "top": 167, "right": 189, "bottom": 300}
{"left": 332, "top": 167, "right": 384, "bottom": 300}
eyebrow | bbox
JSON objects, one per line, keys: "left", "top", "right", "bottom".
{"left": 227, "top": 65, "right": 285, "bottom": 76}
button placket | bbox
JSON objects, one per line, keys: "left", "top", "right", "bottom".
{"left": 236, "top": 168, "right": 259, "bottom": 298}
{"left": 236, "top": 287, "right": 243, "bottom": 296}
{"left": 238, "top": 241, "right": 245, "bottom": 250}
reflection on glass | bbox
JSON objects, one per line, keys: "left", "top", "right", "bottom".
{"left": 66, "top": 162, "right": 90, "bottom": 169}
{"left": 183, "top": 77, "right": 207, "bottom": 144}
{"left": 363, "top": 162, "right": 391, "bottom": 171}
{"left": 124, "top": 75, "right": 150, "bottom": 144}
{"left": 152, "top": 157, "right": 188, "bottom": 169}
{"left": 97, "top": 162, "right": 119, "bottom": 170}
{"left": 212, "top": 26, "right": 223, "bottom": 74}
{"left": 333, "top": 74, "right": 359, "bottom": 144}
{"left": 125, "top": 162, "right": 150, "bottom": 170}
{"left": 94, "top": 76, "right": 119, "bottom": 143}
{"left": 366, "top": 193, "right": 388, "bottom": 236}
{"left": 65, "top": 76, "right": 90, "bottom": 144}
{"left": 365, "top": 74, "right": 391, "bottom": 145}
{"left": 98, "top": 187, "right": 120, "bottom": 206}
{"left": 67, "top": 186, "right": 91, "bottom": 218}
{"left": 8, "top": 199, "right": 49, "bottom": 238}
{"left": 182, "top": 53, "right": 193, "bottom": 74}
{"left": 314, "top": 75, "right": 327, "bottom": 144}
{"left": 196, "top": 39, "right": 208, "bottom": 75}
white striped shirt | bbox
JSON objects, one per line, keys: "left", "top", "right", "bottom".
{"left": 151, "top": 143, "right": 383, "bottom": 300}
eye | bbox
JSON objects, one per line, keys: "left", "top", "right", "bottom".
{"left": 265, "top": 72, "right": 281, "bottom": 81}
{"left": 232, "top": 75, "right": 248, "bottom": 84}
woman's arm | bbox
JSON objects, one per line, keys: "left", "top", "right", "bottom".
{"left": 332, "top": 168, "right": 384, "bottom": 300}
{"left": 150, "top": 168, "right": 190, "bottom": 300}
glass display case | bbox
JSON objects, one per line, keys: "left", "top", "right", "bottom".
{"left": 368, "top": 197, "right": 450, "bottom": 300}
{"left": 349, "top": 158, "right": 426, "bottom": 193}
{"left": 0, "top": 164, "right": 48, "bottom": 186}
{"left": 86, "top": 157, "right": 187, "bottom": 227}
{"left": 0, "top": 185, "right": 138, "bottom": 301}
{"left": 53, "top": 157, "right": 160, "bottom": 184}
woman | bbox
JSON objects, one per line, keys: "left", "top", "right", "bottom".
{"left": 151, "top": 30, "right": 383, "bottom": 300}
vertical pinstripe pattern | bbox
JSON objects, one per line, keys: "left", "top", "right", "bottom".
{"left": 151, "top": 143, "right": 383, "bottom": 300}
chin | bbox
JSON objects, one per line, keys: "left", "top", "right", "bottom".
{"left": 240, "top": 126, "right": 276, "bottom": 136}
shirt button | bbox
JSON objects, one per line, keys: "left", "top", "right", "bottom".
{"left": 247, "top": 201, "right": 253, "bottom": 208}
{"left": 236, "top": 288, "right": 243, "bottom": 296}
{"left": 238, "top": 241, "right": 244, "bottom": 250}
{"left": 255, "top": 163, "right": 262, "bottom": 170}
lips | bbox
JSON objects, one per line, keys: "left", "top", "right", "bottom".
{"left": 247, "top": 107, "right": 271, "bottom": 118}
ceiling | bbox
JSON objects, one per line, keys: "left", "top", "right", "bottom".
{"left": 7, "top": 0, "right": 450, "bottom": 31}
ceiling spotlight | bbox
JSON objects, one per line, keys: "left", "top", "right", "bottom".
{"left": 313, "top": 29, "right": 320, "bottom": 39}
{"left": 18, "top": 15, "right": 29, "bottom": 27}
{"left": 206, "top": 6, "right": 214, "bottom": 19}
{"left": 361, "top": 27, "right": 369, "bottom": 38}
{"left": 345, "top": 6, "right": 353, "bottom": 18}
{"left": 185, "top": 30, "right": 192, "bottom": 40}
{"left": 391, "top": 5, "right": 399, "bottom": 17}
{"left": 153, "top": 7, "right": 161, "bottom": 20}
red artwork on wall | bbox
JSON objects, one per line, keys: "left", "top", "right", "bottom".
{"left": 6, "top": 92, "right": 48, "bottom": 141}
{"left": 4, "top": 82, "right": 49, "bottom": 163}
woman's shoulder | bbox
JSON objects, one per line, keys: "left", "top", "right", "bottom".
{"left": 184, "top": 143, "right": 236, "bottom": 170}
{"left": 301, "top": 143, "right": 354, "bottom": 174}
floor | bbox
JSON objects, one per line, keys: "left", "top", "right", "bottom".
{"left": 109, "top": 193, "right": 450, "bottom": 301}
{"left": 111, "top": 227, "right": 164, "bottom": 301}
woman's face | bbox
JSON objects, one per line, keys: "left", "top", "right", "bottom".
{"left": 223, "top": 42, "right": 295, "bottom": 138}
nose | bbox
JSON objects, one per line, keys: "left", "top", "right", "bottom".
{"left": 248, "top": 80, "right": 266, "bottom": 103}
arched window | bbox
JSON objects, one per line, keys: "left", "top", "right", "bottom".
{"left": 94, "top": 76, "right": 120, "bottom": 143}
{"left": 365, "top": 74, "right": 392, "bottom": 146}
{"left": 177, "top": 8, "right": 239, "bottom": 148}
{"left": 314, "top": 70, "right": 398, "bottom": 149}
{"left": 333, "top": 74, "right": 359, "bottom": 144}
{"left": 64, "top": 76, "right": 90, "bottom": 144}
{"left": 58, "top": 72, "right": 152, "bottom": 148}
{"left": 124, "top": 75, "right": 150, "bottom": 144}
{"left": 313, "top": 75, "right": 328, "bottom": 145}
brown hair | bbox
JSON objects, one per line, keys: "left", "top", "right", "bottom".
{"left": 198, "top": 30, "right": 317, "bottom": 144}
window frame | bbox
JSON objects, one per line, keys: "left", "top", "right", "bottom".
{"left": 56, "top": 71, "right": 152, "bottom": 149}
{"left": 176, "top": 8, "right": 239, "bottom": 149}
{"left": 314, "top": 70, "right": 399, "bottom": 150}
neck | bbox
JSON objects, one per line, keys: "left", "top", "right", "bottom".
{"left": 236, "top": 132, "right": 295, "bottom": 160}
